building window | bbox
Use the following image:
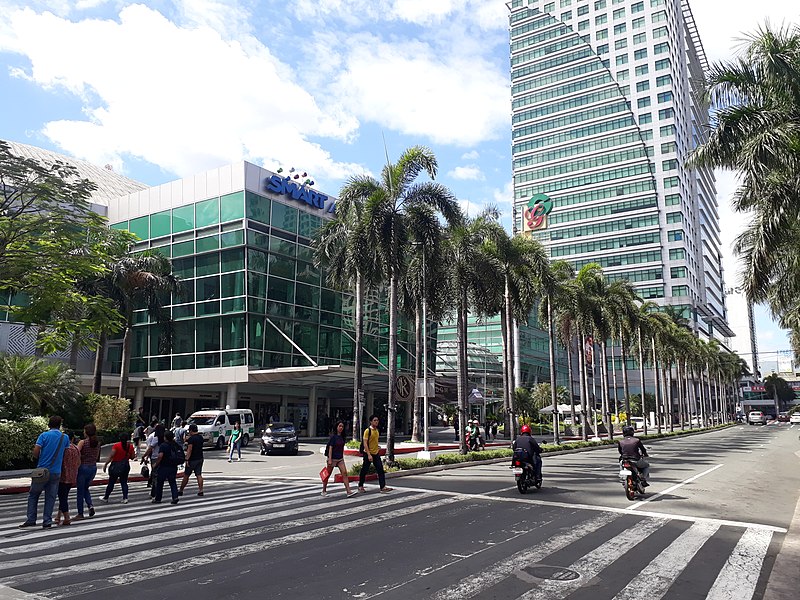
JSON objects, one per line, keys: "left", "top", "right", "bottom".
{"left": 660, "top": 124, "right": 676, "bottom": 136}
{"left": 635, "top": 64, "right": 649, "bottom": 76}
{"left": 632, "top": 1, "right": 644, "bottom": 12}
{"left": 659, "top": 107, "right": 675, "bottom": 120}
{"left": 653, "top": 26, "right": 668, "bottom": 39}
{"left": 637, "top": 97, "right": 651, "bottom": 108}
{"left": 561, "top": 10, "right": 573, "bottom": 19}
{"left": 636, "top": 80, "right": 650, "bottom": 92}
{"left": 614, "top": 23, "right": 627, "bottom": 35}
{"left": 672, "top": 285, "right": 690, "bottom": 297}
{"left": 633, "top": 32, "right": 647, "bottom": 44}
{"left": 655, "top": 58, "right": 671, "bottom": 71}
{"left": 544, "top": 2, "right": 555, "bottom": 12}
{"left": 639, "top": 112, "right": 652, "bottom": 124}
{"left": 670, "top": 248, "right": 686, "bottom": 260}
{"left": 594, "top": 0, "right": 606, "bottom": 9}
{"left": 661, "top": 141, "right": 677, "bottom": 154}
{"left": 578, "top": 19, "right": 589, "bottom": 30}
{"left": 613, "top": 8, "right": 625, "bottom": 19}
{"left": 666, "top": 211, "right": 683, "bottom": 223}
{"left": 664, "top": 176, "right": 680, "bottom": 188}
{"left": 617, "top": 68, "right": 629, "bottom": 80}
{"left": 640, "top": 129, "right": 653, "bottom": 140}
{"left": 654, "top": 42, "right": 670, "bottom": 55}
{"left": 578, "top": 5, "right": 589, "bottom": 16}
{"left": 656, "top": 74, "right": 672, "bottom": 86}
{"left": 597, "top": 43, "right": 609, "bottom": 54}
{"left": 651, "top": 0, "right": 665, "bottom": 6}
{"left": 652, "top": 10, "right": 667, "bottom": 22}
{"left": 671, "top": 266, "right": 688, "bottom": 278}
{"left": 634, "top": 48, "right": 647, "bottom": 60}
{"left": 597, "top": 28, "right": 609, "bottom": 39}
{"left": 596, "top": 14, "right": 607, "bottom": 25}
{"left": 657, "top": 91, "right": 673, "bottom": 103}
{"left": 665, "top": 192, "right": 681, "bottom": 205}
{"left": 616, "top": 54, "right": 629, "bottom": 66}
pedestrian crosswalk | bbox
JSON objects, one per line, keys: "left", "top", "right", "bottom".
{"left": 0, "top": 479, "right": 780, "bottom": 599}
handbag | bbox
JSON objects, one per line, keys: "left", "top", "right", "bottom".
{"left": 30, "top": 433, "right": 67, "bottom": 484}
{"left": 319, "top": 465, "right": 330, "bottom": 481}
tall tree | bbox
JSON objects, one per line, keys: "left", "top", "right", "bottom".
{"left": 358, "top": 147, "right": 461, "bottom": 462}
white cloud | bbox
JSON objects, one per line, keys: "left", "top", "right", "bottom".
{"left": 448, "top": 165, "right": 484, "bottom": 181}
{"left": 461, "top": 150, "right": 479, "bottom": 160}
{"left": 458, "top": 197, "right": 485, "bottom": 218}
{"left": 330, "top": 34, "right": 509, "bottom": 146}
{"left": 0, "top": 5, "right": 363, "bottom": 181}
{"left": 492, "top": 179, "right": 514, "bottom": 207}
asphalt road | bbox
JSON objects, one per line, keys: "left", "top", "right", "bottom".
{"left": 0, "top": 424, "right": 797, "bottom": 600}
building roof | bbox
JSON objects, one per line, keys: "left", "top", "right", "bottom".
{"left": 3, "top": 140, "right": 147, "bottom": 206}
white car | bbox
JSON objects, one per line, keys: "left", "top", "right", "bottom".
{"left": 790, "top": 413, "right": 800, "bottom": 424}
{"left": 748, "top": 411, "right": 766, "bottom": 425}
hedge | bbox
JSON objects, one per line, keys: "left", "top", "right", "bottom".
{"left": 0, "top": 417, "right": 48, "bottom": 470}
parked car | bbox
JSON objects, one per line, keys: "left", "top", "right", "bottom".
{"left": 777, "top": 412, "right": 789, "bottom": 422}
{"left": 260, "top": 422, "right": 299, "bottom": 455}
{"left": 789, "top": 413, "right": 800, "bottom": 424}
{"left": 748, "top": 411, "right": 766, "bottom": 425}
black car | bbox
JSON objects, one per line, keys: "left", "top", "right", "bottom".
{"left": 260, "top": 422, "right": 299, "bottom": 455}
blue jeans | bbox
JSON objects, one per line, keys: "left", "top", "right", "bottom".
{"left": 155, "top": 466, "right": 178, "bottom": 502}
{"left": 76, "top": 464, "right": 97, "bottom": 516}
{"left": 228, "top": 440, "right": 241, "bottom": 460}
{"left": 104, "top": 463, "right": 130, "bottom": 500}
{"left": 26, "top": 472, "right": 60, "bottom": 526}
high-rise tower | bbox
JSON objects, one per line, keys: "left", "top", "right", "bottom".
{"left": 509, "top": 0, "right": 733, "bottom": 341}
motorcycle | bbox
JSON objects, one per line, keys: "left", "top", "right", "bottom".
{"left": 512, "top": 452, "right": 541, "bottom": 494}
{"left": 619, "top": 458, "right": 646, "bottom": 500}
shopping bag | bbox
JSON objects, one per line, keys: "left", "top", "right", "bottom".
{"left": 319, "top": 465, "right": 330, "bottom": 481}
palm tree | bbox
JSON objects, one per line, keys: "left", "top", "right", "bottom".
{"left": 0, "top": 355, "right": 81, "bottom": 420}
{"left": 314, "top": 190, "right": 381, "bottom": 439}
{"left": 606, "top": 280, "right": 638, "bottom": 426}
{"left": 692, "top": 24, "right": 800, "bottom": 346}
{"left": 574, "top": 264, "right": 605, "bottom": 439}
{"left": 553, "top": 271, "right": 579, "bottom": 432}
{"left": 111, "top": 252, "right": 180, "bottom": 400}
{"left": 350, "top": 146, "right": 460, "bottom": 462}
{"left": 444, "top": 210, "right": 496, "bottom": 454}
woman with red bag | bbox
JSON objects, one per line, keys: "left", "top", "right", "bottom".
{"left": 321, "top": 421, "right": 356, "bottom": 498}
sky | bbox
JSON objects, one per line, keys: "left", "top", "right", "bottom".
{"left": 0, "top": 0, "right": 797, "bottom": 374}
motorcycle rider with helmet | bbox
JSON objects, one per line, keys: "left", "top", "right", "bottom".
{"left": 512, "top": 425, "right": 543, "bottom": 483}
{"left": 618, "top": 425, "right": 650, "bottom": 486}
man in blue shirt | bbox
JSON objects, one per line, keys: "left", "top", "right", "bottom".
{"left": 20, "top": 416, "right": 69, "bottom": 529}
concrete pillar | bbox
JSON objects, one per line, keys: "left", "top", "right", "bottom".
{"left": 307, "top": 386, "right": 317, "bottom": 438}
{"left": 280, "top": 396, "right": 288, "bottom": 421}
{"left": 226, "top": 383, "right": 238, "bottom": 409}
{"left": 366, "top": 391, "right": 375, "bottom": 421}
{"left": 133, "top": 387, "right": 145, "bottom": 412}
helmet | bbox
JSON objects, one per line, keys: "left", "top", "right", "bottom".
{"left": 520, "top": 425, "right": 531, "bottom": 434}
{"left": 622, "top": 425, "right": 635, "bottom": 437}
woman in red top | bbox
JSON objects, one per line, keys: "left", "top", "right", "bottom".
{"left": 101, "top": 433, "right": 135, "bottom": 504}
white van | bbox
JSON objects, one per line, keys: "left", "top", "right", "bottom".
{"left": 187, "top": 407, "right": 255, "bottom": 449}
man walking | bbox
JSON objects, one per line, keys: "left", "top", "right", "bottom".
{"left": 20, "top": 416, "right": 69, "bottom": 529}
{"left": 358, "top": 415, "right": 392, "bottom": 494}
{"left": 179, "top": 424, "right": 204, "bottom": 497}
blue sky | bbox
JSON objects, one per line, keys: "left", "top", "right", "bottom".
{"left": 0, "top": 0, "right": 797, "bottom": 373}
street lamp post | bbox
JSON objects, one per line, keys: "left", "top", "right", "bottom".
{"left": 423, "top": 250, "right": 429, "bottom": 452}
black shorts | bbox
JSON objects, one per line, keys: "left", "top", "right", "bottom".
{"left": 184, "top": 459, "right": 204, "bottom": 477}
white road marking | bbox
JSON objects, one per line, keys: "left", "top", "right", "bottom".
{"left": 627, "top": 464, "right": 724, "bottom": 510}
{"left": 392, "top": 484, "right": 787, "bottom": 533}
{"left": 611, "top": 521, "right": 720, "bottom": 600}
{"left": 514, "top": 518, "right": 667, "bottom": 600}
{"left": 705, "top": 528, "right": 773, "bottom": 600}
{"left": 429, "top": 512, "right": 620, "bottom": 600}
{"left": 47, "top": 495, "right": 463, "bottom": 599}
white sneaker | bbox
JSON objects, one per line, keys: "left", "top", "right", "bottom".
{"left": 227, "top": 459, "right": 231, "bottom": 463}
{"left": 122, "top": 499, "right": 128, "bottom": 504}
{"left": 320, "top": 491, "right": 328, "bottom": 497}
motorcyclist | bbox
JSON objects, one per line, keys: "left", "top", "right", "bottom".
{"left": 512, "top": 425, "right": 542, "bottom": 483}
{"left": 618, "top": 425, "right": 650, "bottom": 486}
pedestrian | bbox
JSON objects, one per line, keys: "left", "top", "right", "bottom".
{"left": 101, "top": 433, "right": 135, "bottom": 504}
{"left": 55, "top": 435, "right": 80, "bottom": 526}
{"left": 179, "top": 423, "right": 204, "bottom": 498}
{"left": 173, "top": 419, "right": 188, "bottom": 446}
{"left": 491, "top": 421, "right": 498, "bottom": 440}
{"left": 145, "top": 418, "right": 158, "bottom": 437}
{"left": 74, "top": 424, "right": 101, "bottom": 521}
{"left": 141, "top": 424, "right": 165, "bottom": 497}
{"left": 172, "top": 413, "right": 182, "bottom": 429}
{"left": 153, "top": 430, "right": 182, "bottom": 505}
{"left": 227, "top": 421, "right": 243, "bottom": 462}
{"left": 358, "top": 415, "right": 392, "bottom": 494}
{"left": 321, "top": 421, "right": 356, "bottom": 497}
{"left": 131, "top": 420, "right": 145, "bottom": 459}
{"left": 19, "top": 415, "right": 69, "bottom": 529}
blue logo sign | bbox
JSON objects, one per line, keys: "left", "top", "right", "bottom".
{"left": 265, "top": 175, "right": 328, "bottom": 210}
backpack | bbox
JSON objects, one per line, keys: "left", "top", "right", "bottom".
{"left": 358, "top": 428, "right": 373, "bottom": 456}
{"left": 168, "top": 442, "right": 186, "bottom": 466}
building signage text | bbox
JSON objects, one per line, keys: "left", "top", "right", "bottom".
{"left": 522, "top": 193, "right": 554, "bottom": 232}
{"left": 266, "top": 175, "right": 329, "bottom": 210}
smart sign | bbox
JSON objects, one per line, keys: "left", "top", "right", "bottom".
{"left": 265, "top": 174, "right": 329, "bottom": 210}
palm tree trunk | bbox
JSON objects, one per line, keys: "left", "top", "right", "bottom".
{"left": 620, "top": 325, "right": 632, "bottom": 427}
{"left": 457, "top": 291, "right": 469, "bottom": 454}
{"left": 118, "top": 325, "right": 132, "bottom": 399}
{"left": 651, "top": 336, "right": 661, "bottom": 435}
{"left": 547, "top": 297, "right": 560, "bottom": 444}
{"left": 500, "top": 306, "right": 511, "bottom": 437}
{"left": 637, "top": 327, "right": 648, "bottom": 435}
{"left": 600, "top": 340, "right": 612, "bottom": 439}
{"left": 566, "top": 334, "right": 577, "bottom": 434}
{"left": 353, "top": 274, "right": 364, "bottom": 441}
{"left": 611, "top": 336, "right": 620, "bottom": 421}
{"left": 504, "top": 277, "right": 517, "bottom": 440}
{"left": 577, "top": 328, "right": 589, "bottom": 441}
{"left": 386, "top": 275, "right": 398, "bottom": 463}
{"left": 92, "top": 332, "right": 107, "bottom": 394}
{"left": 68, "top": 335, "right": 80, "bottom": 371}
{"left": 699, "top": 365, "right": 707, "bottom": 428}
{"left": 666, "top": 364, "right": 674, "bottom": 432}
{"left": 412, "top": 301, "right": 422, "bottom": 443}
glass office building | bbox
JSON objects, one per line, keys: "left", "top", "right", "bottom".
{"left": 508, "top": 0, "right": 733, "bottom": 341}
{"left": 106, "top": 161, "right": 415, "bottom": 435}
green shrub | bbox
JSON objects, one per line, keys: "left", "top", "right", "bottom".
{"left": 86, "top": 394, "right": 133, "bottom": 432}
{"left": 345, "top": 439, "right": 361, "bottom": 449}
{"left": 0, "top": 416, "right": 48, "bottom": 470}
